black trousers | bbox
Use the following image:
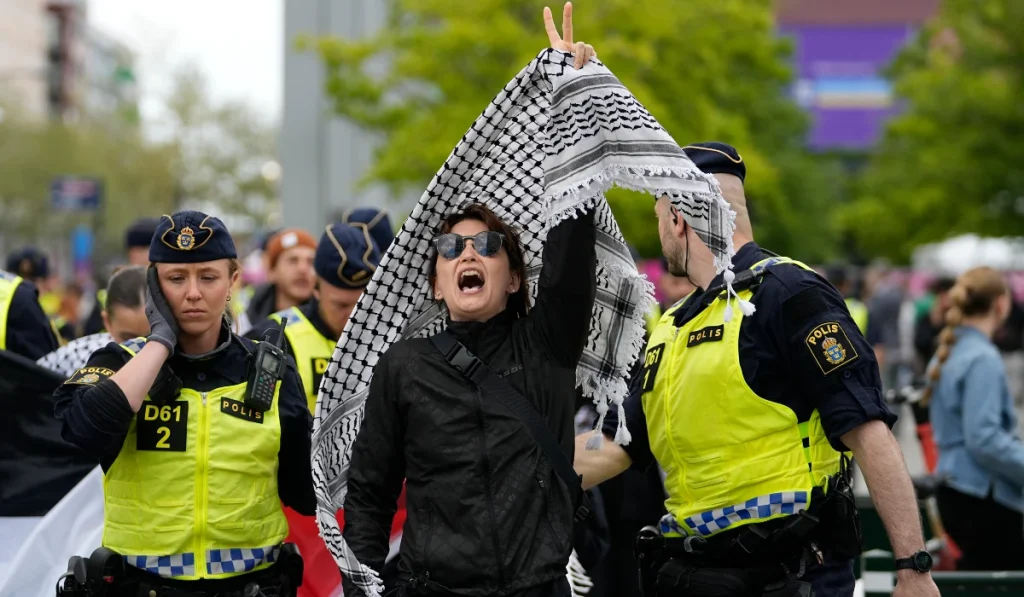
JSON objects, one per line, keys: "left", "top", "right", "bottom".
{"left": 936, "top": 485, "right": 1024, "bottom": 571}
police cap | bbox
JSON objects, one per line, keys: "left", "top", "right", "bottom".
{"left": 342, "top": 207, "right": 395, "bottom": 253}
{"left": 683, "top": 142, "right": 746, "bottom": 182}
{"left": 314, "top": 222, "right": 380, "bottom": 290}
{"left": 149, "top": 211, "right": 237, "bottom": 264}
{"left": 124, "top": 218, "right": 160, "bottom": 250}
{"left": 5, "top": 247, "right": 49, "bottom": 279}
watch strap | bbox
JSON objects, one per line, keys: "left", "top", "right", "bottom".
{"left": 893, "top": 557, "right": 915, "bottom": 570}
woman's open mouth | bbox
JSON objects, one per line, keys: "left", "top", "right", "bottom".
{"left": 458, "top": 269, "right": 485, "bottom": 295}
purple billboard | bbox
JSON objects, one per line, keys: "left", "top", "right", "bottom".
{"left": 780, "top": 25, "right": 919, "bottom": 150}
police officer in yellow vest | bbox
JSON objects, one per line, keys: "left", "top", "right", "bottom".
{"left": 55, "top": 210, "right": 314, "bottom": 597}
{"left": 574, "top": 143, "right": 940, "bottom": 597}
{"left": 0, "top": 264, "right": 61, "bottom": 360}
{"left": 246, "top": 210, "right": 393, "bottom": 413}
{"left": 5, "top": 246, "right": 73, "bottom": 343}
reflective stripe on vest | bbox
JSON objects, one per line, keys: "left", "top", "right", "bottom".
{"left": 270, "top": 307, "right": 337, "bottom": 414}
{"left": 642, "top": 256, "right": 844, "bottom": 538}
{"left": 0, "top": 272, "right": 23, "bottom": 350}
{"left": 123, "top": 545, "right": 281, "bottom": 577}
{"left": 106, "top": 338, "right": 289, "bottom": 580}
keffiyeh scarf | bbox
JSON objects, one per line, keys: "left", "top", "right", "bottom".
{"left": 312, "top": 48, "right": 736, "bottom": 594}
{"left": 37, "top": 333, "right": 114, "bottom": 378}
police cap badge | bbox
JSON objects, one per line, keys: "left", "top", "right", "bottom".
{"left": 150, "top": 210, "right": 237, "bottom": 264}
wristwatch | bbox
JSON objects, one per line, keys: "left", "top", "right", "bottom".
{"left": 894, "top": 550, "right": 933, "bottom": 573}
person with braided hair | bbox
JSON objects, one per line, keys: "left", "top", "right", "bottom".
{"left": 924, "top": 266, "right": 1024, "bottom": 571}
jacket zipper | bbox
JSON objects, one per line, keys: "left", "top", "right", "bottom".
{"left": 194, "top": 391, "right": 210, "bottom": 578}
{"left": 475, "top": 389, "right": 507, "bottom": 594}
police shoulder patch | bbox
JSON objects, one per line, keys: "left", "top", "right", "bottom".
{"left": 804, "top": 322, "right": 859, "bottom": 375}
{"left": 64, "top": 366, "right": 115, "bottom": 386}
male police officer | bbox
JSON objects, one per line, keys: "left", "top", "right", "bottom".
{"left": 1, "top": 251, "right": 62, "bottom": 359}
{"left": 247, "top": 212, "right": 393, "bottom": 413}
{"left": 574, "top": 143, "right": 940, "bottom": 597}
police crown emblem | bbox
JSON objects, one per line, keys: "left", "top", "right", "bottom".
{"left": 822, "top": 336, "right": 846, "bottom": 365}
{"left": 177, "top": 226, "right": 196, "bottom": 250}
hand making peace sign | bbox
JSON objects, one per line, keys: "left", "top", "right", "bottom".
{"left": 544, "top": 3, "right": 596, "bottom": 69}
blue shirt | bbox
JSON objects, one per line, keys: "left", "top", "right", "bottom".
{"left": 930, "top": 326, "right": 1024, "bottom": 513}
{"left": 605, "top": 242, "right": 897, "bottom": 469}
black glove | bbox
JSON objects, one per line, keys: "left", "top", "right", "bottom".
{"left": 146, "top": 266, "right": 179, "bottom": 352}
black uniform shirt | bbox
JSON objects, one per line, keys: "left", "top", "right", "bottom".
{"left": 2, "top": 274, "right": 60, "bottom": 360}
{"left": 53, "top": 323, "right": 316, "bottom": 514}
{"left": 605, "top": 242, "right": 897, "bottom": 470}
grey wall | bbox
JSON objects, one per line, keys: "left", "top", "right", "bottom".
{"left": 280, "top": 0, "right": 401, "bottom": 234}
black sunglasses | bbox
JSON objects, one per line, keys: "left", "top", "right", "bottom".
{"left": 433, "top": 231, "right": 506, "bottom": 260}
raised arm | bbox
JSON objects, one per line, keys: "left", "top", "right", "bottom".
{"left": 528, "top": 207, "right": 597, "bottom": 364}
{"left": 527, "top": 3, "right": 599, "bottom": 364}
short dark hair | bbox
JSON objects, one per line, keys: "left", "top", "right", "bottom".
{"left": 427, "top": 203, "right": 530, "bottom": 319}
{"left": 105, "top": 265, "right": 146, "bottom": 312}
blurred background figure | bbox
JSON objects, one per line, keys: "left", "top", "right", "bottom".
{"left": 0, "top": 254, "right": 61, "bottom": 360}
{"left": 922, "top": 267, "right": 1024, "bottom": 571}
{"left": 80, "top": 218, "right": 159, "bottom": 337}
{"left": 4, "top": 247, "right": 71, "bottom": 343}
{"left": 244, "top": 227, "right": 317, "bottom": 326}
{"left": 36, "top": 265, "right": 149, "bottom": 378}
{"left": 826, "top": 263, "right": 869, "bottom": 334}
{"left": 914, "top": 275, "right": 958, "bottom": 371}
{"left": 865, "top": 262, "right": 910, "bottom": 391}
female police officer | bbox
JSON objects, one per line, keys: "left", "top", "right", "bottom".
{"left": 55, "top": 210, "right": 315, "bottom": 597}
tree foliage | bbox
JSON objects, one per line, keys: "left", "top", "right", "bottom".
{"left": 309, "top": 0, "right": 841, "bottom": 259}
{"left": 164, "top": 66, "right": 280, "bottom": 232}
{"left": 840, "top": 0, "right": 1024, "bottom": 262}
{"left": 0, "top": 102, "right": 176, "bottom": 254}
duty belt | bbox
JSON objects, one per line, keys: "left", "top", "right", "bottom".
{"left": 57, "top": 545, "right": 303, "bottom": 597}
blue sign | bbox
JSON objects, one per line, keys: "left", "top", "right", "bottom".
{"left": 71, "top": 225, "right": 93, "bottom": 265}
{"left": 51, "top": 176, "right": 103, "bottom": 210}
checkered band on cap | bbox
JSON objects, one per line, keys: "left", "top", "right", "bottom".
{"left": 684, "top": 490, "right": 809, "bottom": 537}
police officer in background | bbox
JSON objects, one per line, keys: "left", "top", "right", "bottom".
{"left": 826, "top": 265, "right": 869, "bottom": 335}
{"left": 1, "top": 251, "right": 62, "bottom": 359}
{"left": 82, "top": 217, "right": 160, "bottom": 336}
{"left": 247, "top": 212, "right": 392, "bottom": 413}
{"left": 55, "top": 210, "right": 314, "bottom": 597}
{"left": 574, "top": 143, "right": 940, "bottom": 597}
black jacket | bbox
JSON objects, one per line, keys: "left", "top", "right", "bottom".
{"left": 344, "top": 209, "right": 597, "bottom": 596}
{"left": 1, "top": 274, "right": 60, "bottom": 360}
{"left": 53, "top": 323, "right": 316, "bottom": 515}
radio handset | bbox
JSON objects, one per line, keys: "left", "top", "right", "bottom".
{"left": 244, "top": 320, "right": 288, "bottom": 412}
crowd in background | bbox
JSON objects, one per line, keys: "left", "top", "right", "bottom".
{"left": 6, "top": 213, "right": 1024, "bottom": 592}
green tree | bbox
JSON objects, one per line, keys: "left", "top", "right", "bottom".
{"left": 0, "top": 100, "right": 176, "bottom": 254}
{"left": 163, "top": 66, "right": 281, "bottom": 233}
{"left": 308, "top": 0, "right": 841, "bottom": 259}
{"left": 840, "top": 0, "right": 1024, "bottom": 262}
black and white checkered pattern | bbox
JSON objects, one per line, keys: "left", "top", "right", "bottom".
{"left": 311, "top": 49, "right": 736, "bottom": 594}
{"left": 124, "top": 552, "right": 196, "bottom": 578}
{"left": 36, "top": 333, "right": 114, "bottom": 378}
{"left": 206, "top": 546, "right": 279, "bottom": 576}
